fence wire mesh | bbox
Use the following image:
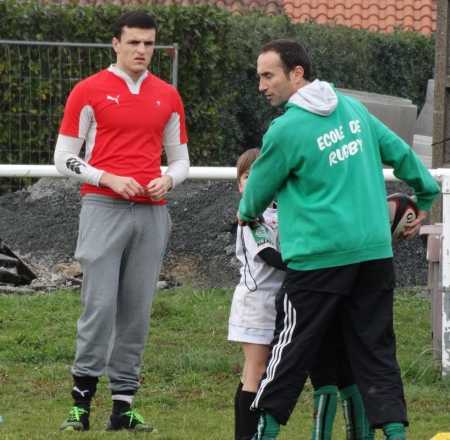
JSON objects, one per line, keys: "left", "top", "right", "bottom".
{"left": 0, "top": 40, "right": 176, "bottom": 194}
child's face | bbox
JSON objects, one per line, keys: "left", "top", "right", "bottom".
{"left": 238, "top": 169, "right": 250, "bottom": 194}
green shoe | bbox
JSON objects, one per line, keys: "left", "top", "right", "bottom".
{"left": 105, "top": 408, "right": 157, "bottom": 432}
{"left": 60, "top": 406, "right": 90, "bottom": 431}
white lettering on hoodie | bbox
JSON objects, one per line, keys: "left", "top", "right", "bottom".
{"left": 289, "top": 81, "right": 364, "bottom": 167}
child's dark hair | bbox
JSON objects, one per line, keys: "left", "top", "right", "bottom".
{"left": 237, "top": 148, "right": 261, "bottom": 182}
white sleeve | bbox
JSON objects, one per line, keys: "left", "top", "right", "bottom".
{"left": 54, "top": 134, "right": 104, "bottom": 186}
{"left": 164, "top": 143, "right": 189, "bottom": 188}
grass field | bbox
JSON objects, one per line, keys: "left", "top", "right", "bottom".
{"left": 0, "top": 287, "right": 449, "bottom": 439}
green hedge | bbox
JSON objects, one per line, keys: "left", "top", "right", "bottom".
{"left": 0, "top": 0, "right": 435, "bottom": 175}
{"left": 0, "top": 1, "right": 234, "bottom": 170}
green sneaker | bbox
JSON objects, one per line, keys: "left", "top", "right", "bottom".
{"left": 105, "top": 409, "right": 157, "bottom": 432}
{"left": 60, "top": 406, "right": 90, "bottom": 431}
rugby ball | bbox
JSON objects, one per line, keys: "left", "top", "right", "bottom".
{"left": 387, "top": 193, "right": 418, "bottom": 245}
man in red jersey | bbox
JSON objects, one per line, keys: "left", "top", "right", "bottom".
{"left": 55, "top": 11, "right": 189, "bottom": 433}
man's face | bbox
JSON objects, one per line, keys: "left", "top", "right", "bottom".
{"left": 257, "top": 51, "right": 297, "bottom": 107}
{"left": 112, "top": 26, "right": 156, "bottom": 81}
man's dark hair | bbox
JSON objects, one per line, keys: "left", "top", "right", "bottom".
{"left": 113, "top": 11, "right": 158, "bottom": 40}
{"left": 260, "top": 39, "right": 311, "bottom": 81}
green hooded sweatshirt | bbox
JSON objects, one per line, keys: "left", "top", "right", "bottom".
{"left": 238, "top": 80, "right": 440, "bottom": 271}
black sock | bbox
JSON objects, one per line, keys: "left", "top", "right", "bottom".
{"left": 73, "top": 402, "right": 90, "bottom": 412}
{"left": 113, "top": 400, "right": 131, "bottom": 413}
{"left": 111, "top": 390, "right": 135, "bottom": 413}
{"left": 239, "top": 390, "right": 259, "bottom": 439}
{"left": 234, "top": 382, "right": 244, "bottom": 440}
{"left": 72, "top": 375, "right": 98, "bottom": 409}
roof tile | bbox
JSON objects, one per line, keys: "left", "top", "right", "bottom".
{"left": 25, "top": 0, "right": 437, "bottom": 34}
{"left": 308, "top": 0, "right": 430, "bottom": 33}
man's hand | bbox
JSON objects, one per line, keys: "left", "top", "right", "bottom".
{"left": 99, "top": 172, "right": 144, "bottom": 200}
{"left": 143, "top": 175, "right": 173, "bottom": 202}
{"left": 403, "top": 209, "right": 428, "bottom": 240}
{"left": 236, "top": 211, "right": 247, "bottom": 226}
{"left": 236, "top": 211, "right": 265, "bottom": 226}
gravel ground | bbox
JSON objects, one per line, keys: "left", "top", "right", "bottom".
{"left": 0, "top": 177, "right": 432, "bottom": 291}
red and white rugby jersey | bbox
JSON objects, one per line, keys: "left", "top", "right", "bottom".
{"left": 59, "top": 68, "right": 188, "bottom": 204}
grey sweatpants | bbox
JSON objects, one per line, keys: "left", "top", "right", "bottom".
{"left": 72, "top": 194, "right": 171, "bottom": 393}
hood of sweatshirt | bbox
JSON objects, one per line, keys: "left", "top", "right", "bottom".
{"left": 288, "top": 79, "right": 338, "bottom": 116}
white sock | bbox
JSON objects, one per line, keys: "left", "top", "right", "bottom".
{"left": 112, "top": 394, "right": 134, "bottom": 405}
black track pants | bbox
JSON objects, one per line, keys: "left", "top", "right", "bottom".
{"left": 251, "top": 266, "right": 408, "bottom": 429}
{"left": 309, "top": 306, "right": 354, "bottom": 391}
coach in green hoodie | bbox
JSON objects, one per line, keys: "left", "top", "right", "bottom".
{"left": 238, "top": 39, "right": 440, "bottom": 440}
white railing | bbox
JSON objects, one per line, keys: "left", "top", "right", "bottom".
{"left": 0, "top": 165, "right": 441, "bottom": 182}
{"left": 1, "top": 165, "right": 450, "bottom": 376}
{"left": 0, "top": 165, "right": 235, "bottom": 180}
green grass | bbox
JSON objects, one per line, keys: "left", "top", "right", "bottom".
{"left": 0, "top": 287, "right": 449, "bottom": 439}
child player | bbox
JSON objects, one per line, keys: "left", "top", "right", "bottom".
{"left": 229, "top": 149, "right": 375, "bottom": 440}
{"left": 229, "top": 148, "right": 286, "bottom": 440}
